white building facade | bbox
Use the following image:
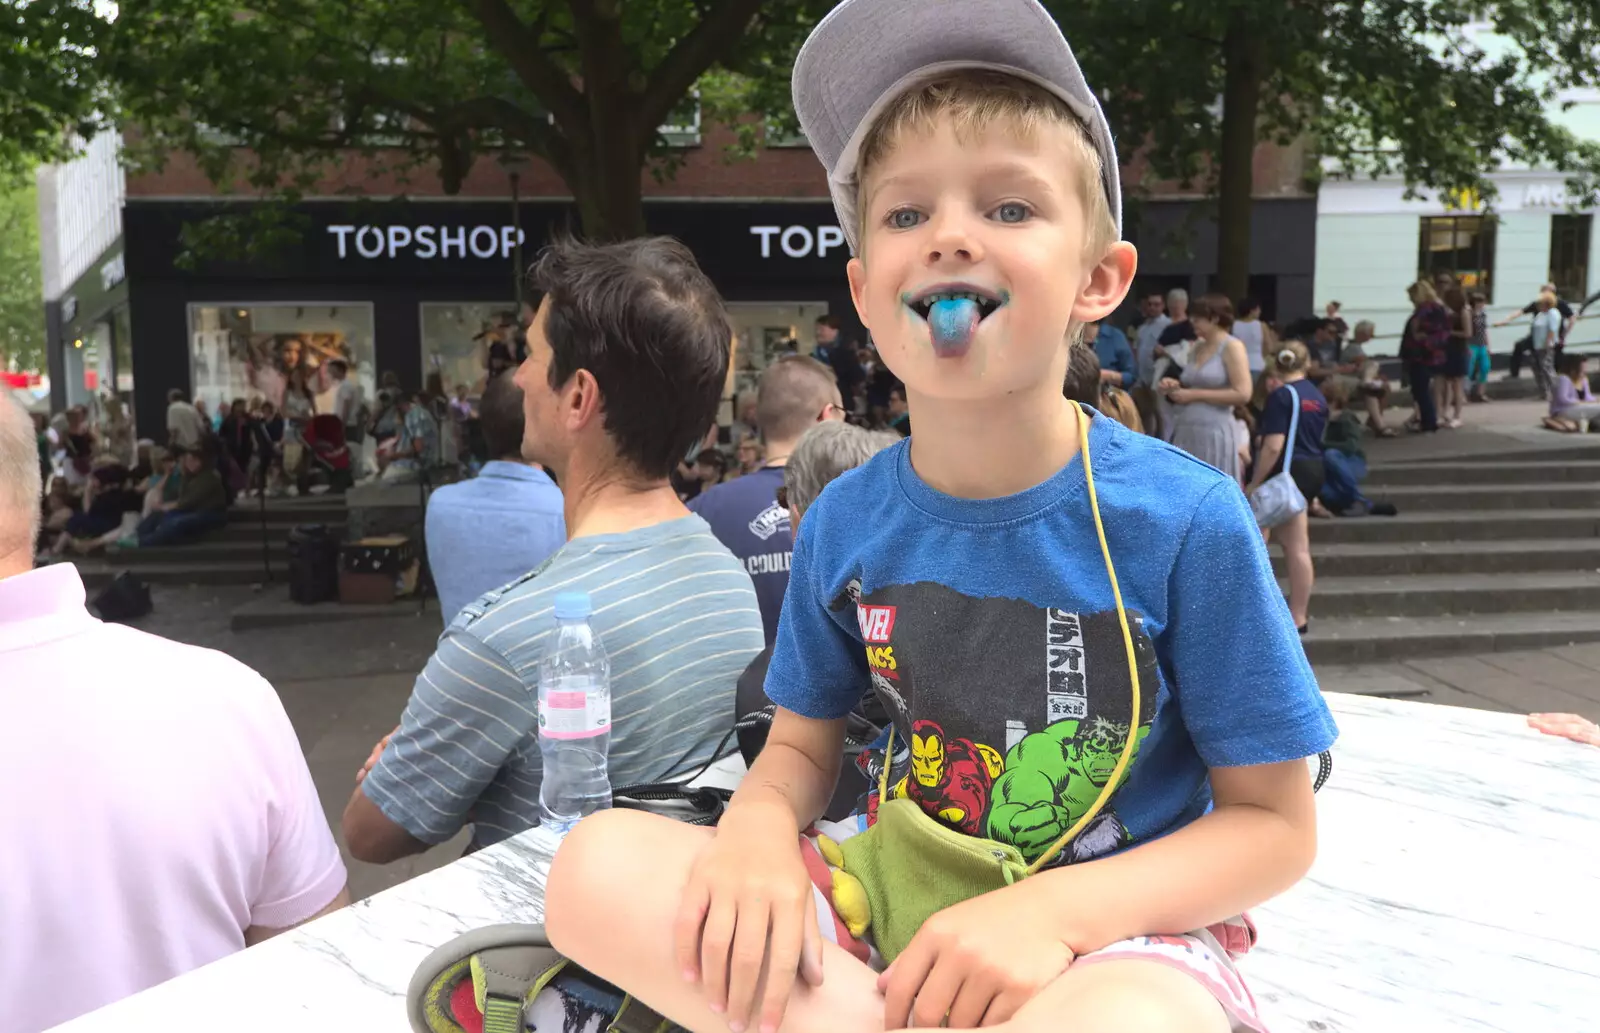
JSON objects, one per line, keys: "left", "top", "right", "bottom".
{"left": 1315, "top": 79, "right": 1600, "bottom": 358}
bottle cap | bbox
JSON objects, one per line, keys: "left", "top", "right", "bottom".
{"left": 553, "top": 592, "right": 593, "bottom": 620}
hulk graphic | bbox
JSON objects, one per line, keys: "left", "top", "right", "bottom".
{"left": 987, "top": 715, "right": 1150, "bottom": 862}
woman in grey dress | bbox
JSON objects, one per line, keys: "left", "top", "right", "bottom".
{"left": 1158, "top": 293, "right": 1253, "bottom": 481}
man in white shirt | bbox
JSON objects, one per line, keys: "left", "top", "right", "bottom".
{"left": 165, "top": 387, "right": 210, "bottom": 451}
{"left": 0, "top": 395, "right": 350, "bottom": 1033}
{"left": 1133, "top": 291, "right": 1172, "bottom": 387}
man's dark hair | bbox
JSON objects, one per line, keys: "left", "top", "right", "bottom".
{"left": 816, "top": 314, "right": 841, "bottom": 330}
{"left": 479, "top": 371, "right": 526, "bottom": 460}
{"left": 757, "top": 356, "right": 837, "bottom": 443}
{"left": 167, "top": 388, "right": 187, "bottom": 403}
{"left": 329, "top": 360, "right": 348, "bottom": 376}
{"left": 530, "top": 236, "right": 730, "bottom": 479}
{"left": 1063, "top": 343, "right": 1102, "bottom": 408}
{"left": 1238, "top": 297, "right": 1261, "bottom": 317}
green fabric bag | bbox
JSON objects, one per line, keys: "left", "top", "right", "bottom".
{"left": 825, "top": 403, "right": 1144, "bottom": 965}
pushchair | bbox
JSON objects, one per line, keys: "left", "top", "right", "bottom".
{"left": 300, "top": 414, "right": 354, "bottom": 492}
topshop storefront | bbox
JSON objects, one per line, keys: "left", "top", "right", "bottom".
{"left": 118, "top": 199, "right": 865, "bottom": 436}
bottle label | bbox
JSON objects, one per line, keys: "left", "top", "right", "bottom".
{"left": 539, "top": 683, "right": 610, "bottom": 739}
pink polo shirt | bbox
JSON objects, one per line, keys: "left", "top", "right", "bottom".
{"left": 0, "top": 565, "right": 347, "bottom": 1033}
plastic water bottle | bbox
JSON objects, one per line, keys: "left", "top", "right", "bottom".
{"left": 536, "top": 592, "right": 613, "bottom": 838}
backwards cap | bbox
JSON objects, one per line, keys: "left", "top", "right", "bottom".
{"left": 791, "top": 0, "right": 1122, "bottom": 255}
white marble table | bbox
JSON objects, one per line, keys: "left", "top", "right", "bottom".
{"left": 49, "top": 694, "right": 1600, "bottom": 1033}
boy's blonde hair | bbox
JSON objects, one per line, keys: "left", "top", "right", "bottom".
{"left": 855, "top": 70, "right": 1117, "bottom": 258}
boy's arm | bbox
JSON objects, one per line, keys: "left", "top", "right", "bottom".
{"left": 1043, "top": 477, "right": 1333, "bottom": 951}
{"left": 722, "top": 709, "right": 848, "bottom": 835}
{"left": 1027, "top": 758, "right": 1315, "bottom": 954}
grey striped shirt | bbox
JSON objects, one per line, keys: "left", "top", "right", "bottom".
{"left": 363, "top": 515, "right": 764, "bottom": 849}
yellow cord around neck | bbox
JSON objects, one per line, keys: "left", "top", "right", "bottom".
{"left": 875, "top": 402, "right": 1143, "bottom": 874}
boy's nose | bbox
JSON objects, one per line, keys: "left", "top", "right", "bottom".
{"left": 925, "top": 209, "right": 983, "bottom": 265}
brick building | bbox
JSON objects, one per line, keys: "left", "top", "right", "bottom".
{"left": 40, "top": 123, "right": 1313, "bottom": 435}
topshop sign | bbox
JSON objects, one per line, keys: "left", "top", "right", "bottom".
{"left": 327, "top": 224, "right": 527, "bottom": 260}
{"left": 749, "top": 224, "right": 847, "bottom": 259}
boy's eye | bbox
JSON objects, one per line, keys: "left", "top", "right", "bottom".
{"left": 886, "top": 208, "right": 924, "bottom": 230}
{"left": 992, "top": 202, "right": 1032, "bottom": 224}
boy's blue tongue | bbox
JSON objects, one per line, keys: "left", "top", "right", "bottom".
{"left": 928, "top": 297, "right": 981, "bottom": 353}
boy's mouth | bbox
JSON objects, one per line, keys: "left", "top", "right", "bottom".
{"left": 903, "top": 285, "right": 1009, "bottom": 357}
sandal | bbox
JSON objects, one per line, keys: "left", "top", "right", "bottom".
{"left": 408, "top": 923, "right": 677, "bottom": 1033}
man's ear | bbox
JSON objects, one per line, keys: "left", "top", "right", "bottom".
{"left": 563, "top": 369, "right": 604, "bottom": 432}
{"left": 1071, "top": 241, "right": 1138, "bottom": 326}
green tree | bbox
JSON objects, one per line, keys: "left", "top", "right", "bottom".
{"left": 0, "top": 0, "right": 111, "bottom": 176}
{"left": 1048, "top": 0, "right": 1600, "bottom": 300}
{"left": 105, "top": 0, "right": 831, "bottom": 240}
{"left": 0, "top": 177, "right": 45, "bottom": 374}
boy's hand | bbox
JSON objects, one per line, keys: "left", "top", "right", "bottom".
{"left": 880, "top": 878, "right": 1074, "bottom": 1029}
{"left": 674, "top": 803, "right": 826, "bottom": 1033}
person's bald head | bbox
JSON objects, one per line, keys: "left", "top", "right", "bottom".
{"left": 0, "top": 396, "right": 41, "bottom": 568}
{"left": 757, "top": 355, "right": 843, "bottom": 447}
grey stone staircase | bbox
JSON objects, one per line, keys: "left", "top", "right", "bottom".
{"left": 60, "top": 497, "right": 349, "bottom": 589}
{"left": 1289, "top": 447, "right": 1600, "bottom": 663}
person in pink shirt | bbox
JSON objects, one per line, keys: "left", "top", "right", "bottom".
{"left": 0, "top": 396, "right": 350, "bottom": 1033}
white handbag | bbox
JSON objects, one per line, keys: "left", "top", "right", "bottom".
{"left": 1249, "top": 384, "right": 1308, "bottom": 528}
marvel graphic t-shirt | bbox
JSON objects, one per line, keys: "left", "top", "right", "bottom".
{"left": 765, "top": 413, "right": 1337, "bottom": 868}
{"left": 689, "top": 466, "right": 793, "bottom": 646}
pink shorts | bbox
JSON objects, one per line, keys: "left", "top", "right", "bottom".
{"left": 799, "top": 821, "right": 1268, "bottom": 1033}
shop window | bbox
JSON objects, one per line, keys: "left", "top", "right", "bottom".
{"left": 188, "top": 303, "right": 376, "bottom": 417}
{"left": 420, "top": 302, "right": 522, "bottom": 399}
{"left": 1418, "top": 215, "right": 1496, "bottom": 301}
{"left": 724, "top": 301, "right": 833, "bottom": 424}
{"left": 1548, "top": 214, "right": 1591, "bottom": 303}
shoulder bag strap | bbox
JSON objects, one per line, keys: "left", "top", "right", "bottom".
{"left": 1281, "top": 384, "right": 1299, "bottom": 473}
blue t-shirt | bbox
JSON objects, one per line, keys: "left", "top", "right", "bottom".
{"left": 689, "top": 466, "right": 792, "bottom": 647}
{"left": 765, "top": 413, "right": 1336, "bottom": 868}
{"left": 1258, "top": 380, "right": 1328, "bottom": 470}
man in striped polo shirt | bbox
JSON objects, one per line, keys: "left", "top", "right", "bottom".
{"left": 344, "top": 237, "right": 765, "bottom": 860}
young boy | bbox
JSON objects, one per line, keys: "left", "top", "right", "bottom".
{"left": 546, "top": 2, "right": 1336, "bottom": 1031}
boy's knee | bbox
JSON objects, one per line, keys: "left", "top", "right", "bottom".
{"left": 544, "top": 809, "right": 640, "bottom": 946}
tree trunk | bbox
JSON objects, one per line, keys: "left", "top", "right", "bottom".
{"left": 571, "top": 145, "right": 647, "bottom": 241}
{"left": 1216, "top": 14, "right": 1265, "bottom": 303}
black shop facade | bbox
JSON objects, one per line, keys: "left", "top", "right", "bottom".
{"left": 117, "top": 198, "right": 863, "bottom": 436}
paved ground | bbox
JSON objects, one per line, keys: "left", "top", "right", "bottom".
{"left": 117, "top": 572, "right": 1600, "bottom": 903}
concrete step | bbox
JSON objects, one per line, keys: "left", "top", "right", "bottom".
{"left": 1309, "top": 509, "right": 1600, "bottom": 544}
{"left": 1367, "top": 482, "right": 1600, "bottom": 511}
{"left": 1365, "top": 461, "right": 1600, "bottom": 486}
{"left": 226, "top": 504, "right": 346, "bottom": 526}
{"left": 1300, "top": 611, "right": 1600, "bottom": 665}
{"left": 1297, "top": 571, "right": 1600, "bottom": 619}
{"left": 80, "top": 540, "right": 303, "bottom": 566}
{"left": 70, "top": 558, "right": 281, "bottom": 589}
{"left": 1271, "top": 538, "right": 1600, "bottom": 578}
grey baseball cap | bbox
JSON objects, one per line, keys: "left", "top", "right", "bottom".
{"left": 791, "top": 0, "right": 1121, "bottom": 255}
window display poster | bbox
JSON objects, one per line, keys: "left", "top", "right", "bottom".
{"left": 191, "top": 330, "right": 352, "bottom": 412}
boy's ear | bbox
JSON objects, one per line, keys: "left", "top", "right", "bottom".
{"left": 847, "top": 256, "right": 872, "bottom": 330}
{"left": 1071, "top": 241, "right": 1138, "bottom": 325}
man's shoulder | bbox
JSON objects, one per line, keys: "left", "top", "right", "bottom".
{"left": 82, "top": 623, "right": 278, "bottom": 710}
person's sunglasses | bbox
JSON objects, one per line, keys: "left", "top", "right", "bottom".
{"left": 775, "top": 485, "right": 788, "bottom": 509}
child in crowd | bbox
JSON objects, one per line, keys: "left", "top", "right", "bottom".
{"left": 1467, "top": 292, "right": 1493, "bottom": 402}
{"left": 546, "top": 3, "right": 1336, "bottom": 1032}
{"left": 1545, "top": 353, "right": 1599, "bottom": 432}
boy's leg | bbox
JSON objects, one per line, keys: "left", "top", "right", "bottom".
{"left": 998, "top": 958, "right": 1231, "bottom": 1033}
{"left": 545, "top": 808, "right": 886, "bottom": 1033}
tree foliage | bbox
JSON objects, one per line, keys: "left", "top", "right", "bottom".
{"left": 0, "top": 177, "right": 46, "bottom": 373}
{"left": 0, "top": 0, "right": 111, "bottom": 176}
{"left": 1048, "top": 0, "right": 1600, "bottom": 300}
{"left": 106, "top": 0, "right": 831, "bottom": 240}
